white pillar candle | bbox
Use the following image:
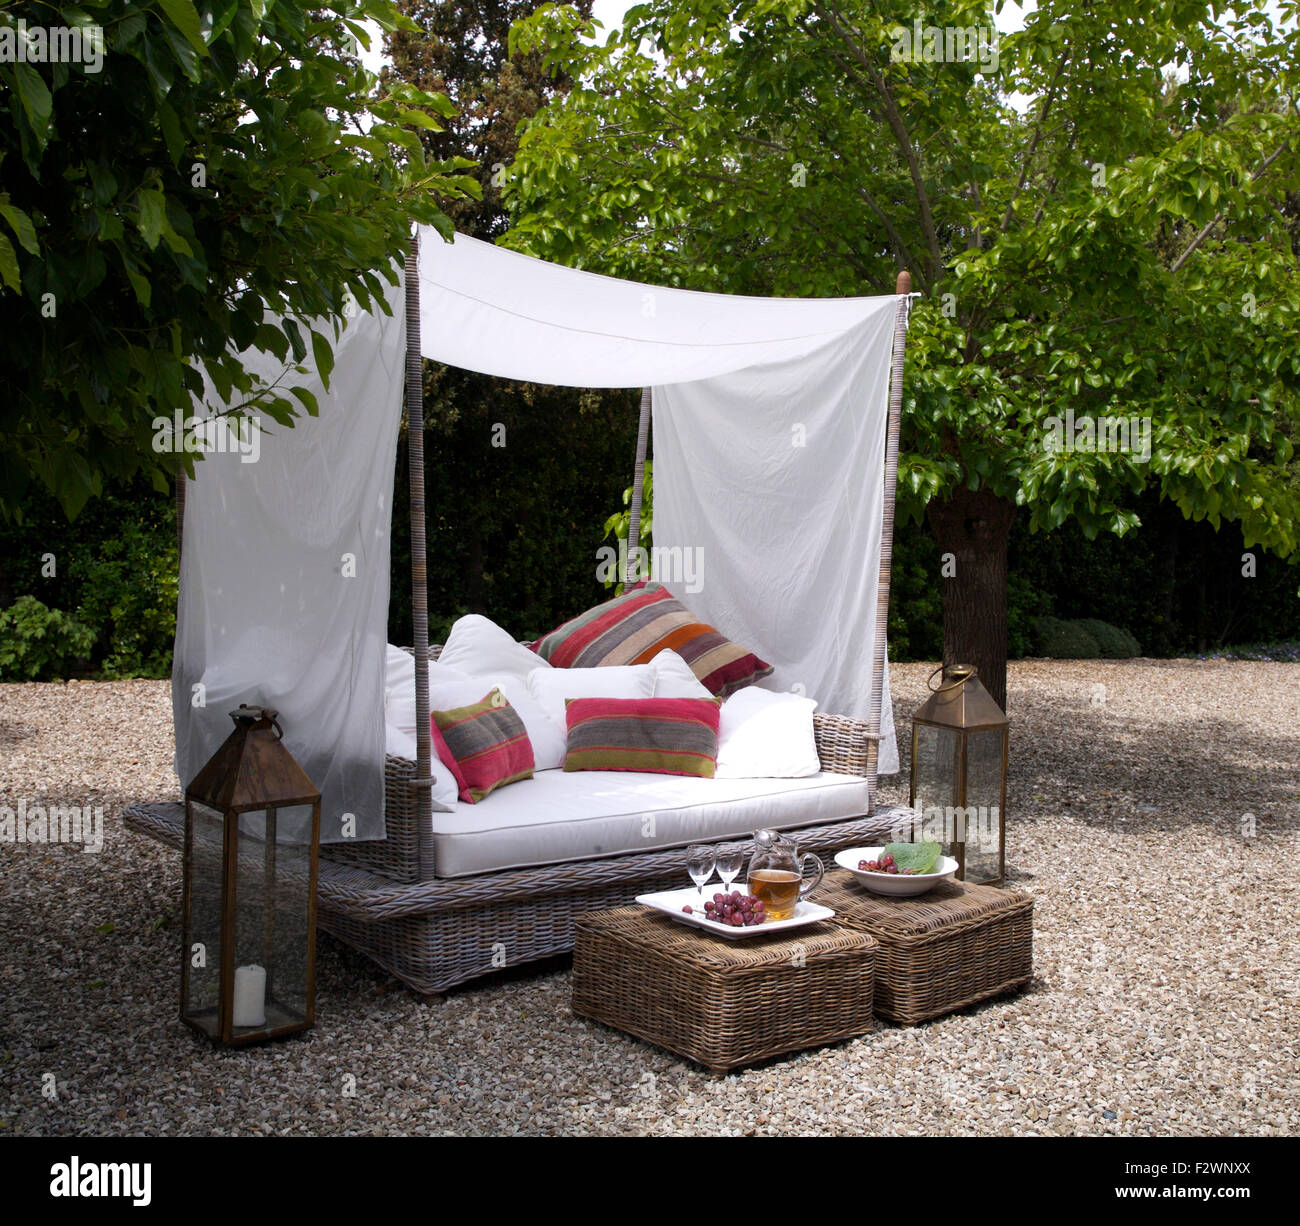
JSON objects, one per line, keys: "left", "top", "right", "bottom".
{"left": 233, "top": 964, "right": 267, "bottom": 1028}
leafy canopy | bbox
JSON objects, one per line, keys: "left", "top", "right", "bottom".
{"left": 504, "top": 0, "right": 1300, "bottom": 561}
{"left": 0, "top": 0, "right": 478, "bottom": 518}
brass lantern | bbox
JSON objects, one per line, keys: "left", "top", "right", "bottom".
{"left": 182, "top": 705, "right": 321, "bottom": 1045}
{"left": 910, "top": 665, "right": 1008, "bottom": 885}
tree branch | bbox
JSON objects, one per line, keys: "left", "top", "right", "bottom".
{"left": 1170, "top": 141, "right": 1289, "bottom": 274}
{"left": 1002, "top": 55, "right": 1069, "bottom": 232}
{"left": 811, "top": 1, "right": 944, "bottom": 285}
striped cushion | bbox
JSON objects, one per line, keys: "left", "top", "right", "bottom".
{"left": 534, "top": 583, "right": 772, "bottom": 698}
{"left": 563, "top": 696, "right": 721, "bottom": 777}
{"left": 431, "top": 689, "right": 535, "bottom": 804}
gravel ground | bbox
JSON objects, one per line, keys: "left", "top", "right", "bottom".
{"left": 2, "top": 659, "right": 1297, "bottom": 1137}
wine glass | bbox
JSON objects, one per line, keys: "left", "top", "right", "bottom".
{"left": 686, "top": 844, "right": 716, "bottom": 903}
{"left": 716, "top": 847, "right": 744, "bottom": 896}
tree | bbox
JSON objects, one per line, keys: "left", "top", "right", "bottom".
{"left": 504, "top": 0, "right": 1300, "bottom": 707}
{"left": 0, "top": 0, "right": 477, "bottom": 520}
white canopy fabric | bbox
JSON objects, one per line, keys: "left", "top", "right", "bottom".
{"left": 416, "top": 229, "right": 898, "bottom": 387}
{"left": 174, "top": 274, "right": 406, "bottom": 843}
{"left": 417, "top": 229, "right": 901, "bottom": 771}
{"left": 174, "top": 230, "right": 903, "bottom": 844}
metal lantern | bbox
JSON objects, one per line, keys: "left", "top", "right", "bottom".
{"left": 910, "top": 665, "right": 1009, "bottom": 885}
{"left": 181, "top": 705, "right": 321, "bottom": 1045}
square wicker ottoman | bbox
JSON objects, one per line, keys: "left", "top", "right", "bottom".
{"left": 813, "top": 869, "right": 1033, "bottom": 1025}
{"left": 571, "top": 906, "right": 878, "bottom": 1071}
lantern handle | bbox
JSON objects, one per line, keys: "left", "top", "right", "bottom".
{"left": 927, "top": 664, "right": 973, "bottom": 694}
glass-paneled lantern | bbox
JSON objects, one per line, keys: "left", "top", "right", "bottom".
{"left": 910, "top": 665, "right": 1008, "bottom": 885}
{"left": 182, "top": 705, "right": 320, "bottom": 1045}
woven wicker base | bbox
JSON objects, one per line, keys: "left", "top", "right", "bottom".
{"left": 572, "top": 907, "right": 877, "bottom": 1071}
{"left": 125, "top": 801, "right": 911, "bottom": 994}
{"left": 813, "top": 869, "right": 1032, "bottom": 1025}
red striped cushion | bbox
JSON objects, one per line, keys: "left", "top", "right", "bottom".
{"left": 431, "top": 689, "right": 535, "bottom": 803}
{"left": 534, "top": 583, "right": 772, "bottom": 698}
{"left": 563, "top": 696, "right": 721, "bottom": 777}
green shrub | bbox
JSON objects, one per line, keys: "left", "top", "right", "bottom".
{"left": 70, "top": 516, "right": 178, "bottom": 679}
{"left": 1031, "top": 615, "right": 1101, "bottom": 658}
{"left": 0, "top": 596, "right": 97, "bottom": 681}
{"left": 1073, "top": 618, "right": 1141, "bottom": 658}
{"left": 1008, "top": 570, "right": 1053, "bottom": 658}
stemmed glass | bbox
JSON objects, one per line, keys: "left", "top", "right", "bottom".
{"left": 686, "top": 844, "right": 716, "bottom": 904}
{"left": 716, "top": 847, "right": 744, "bottom": 896}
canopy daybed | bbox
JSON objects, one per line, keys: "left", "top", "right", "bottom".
{"left": 125, "top": 230, "right": 918, "bottom": 995}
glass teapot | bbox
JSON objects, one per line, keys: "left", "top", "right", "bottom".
{"left": 747, "top": 829, "right": 824, "bottom": 921}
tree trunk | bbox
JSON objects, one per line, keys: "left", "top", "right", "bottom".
{"left": 926, "top": 487, "right": 1016, "bottom": 712}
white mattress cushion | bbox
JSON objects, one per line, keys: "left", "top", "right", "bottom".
{"left": 429, "top": 768, "right": 870, "bottom": 877}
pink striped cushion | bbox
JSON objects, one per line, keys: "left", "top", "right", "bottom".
{"left": 563, "top": 696, "right": 721, "bottom": 777}
{"left": 431, "top": 689, "right": 535, "bottom": 803}
{"left": 534, "top": 583, "right": 772, "bottom": 698}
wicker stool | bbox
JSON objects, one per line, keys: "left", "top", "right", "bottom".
{"left": 572, "top": 907, "right": 877, "bottom": 1071}
{"left": 813, "top": 869, "right": 1033, "bottom": 1025}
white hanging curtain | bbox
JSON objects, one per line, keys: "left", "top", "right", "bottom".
{"left": 651, "top": 317, "right": 899, "bottom": 772}
{"left": 173, "top": 272, "right": 406, "bottom": 842}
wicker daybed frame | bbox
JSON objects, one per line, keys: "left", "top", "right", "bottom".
{"left": 124, "top": 238, "right": 917, "bottom": 997}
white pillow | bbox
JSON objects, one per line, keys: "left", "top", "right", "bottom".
{"left": 383, "top": 644, "right": 566, "bottom": 773}
{"left": 437, "top": 614, "right": 550, "bottom": 684}
{"left": 382, "top": 707, "right": 459, "bottom": 812}
{"left": 649, "top": 648, "right": 713, "bottom": 700}
{"left": 384, "top": 644, "right": 471, "bottom": 738}
{"left": 527, "top": 663, "right": 656, "bottom": 733}
{"left": 715, "top": 687, "right": 820, "bottom": 779}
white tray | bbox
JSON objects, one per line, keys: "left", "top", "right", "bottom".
{"left": 635, "top": 885, "right": 835, "bottom": 940}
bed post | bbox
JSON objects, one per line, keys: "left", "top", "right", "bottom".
{"left": 405, "top": 231, "right": 436, "bottom": 879}
{"left": 626, "top": 387, "right": 652, "bottom": 583}
{"left": 865, "top": 270, "right": 912, "bottom": 814}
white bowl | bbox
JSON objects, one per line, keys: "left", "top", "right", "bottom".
{"left": 834, "top": 846, "right": 958, "bottom": 896}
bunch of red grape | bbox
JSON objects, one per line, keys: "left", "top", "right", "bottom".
{"left": 682, "top": 890, "right": 767, "bottom": 926}
{"left": 858, "top": 853, "right": 922, "bottom": 875}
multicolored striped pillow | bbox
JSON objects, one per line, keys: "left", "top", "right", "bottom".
{"left": 563, "top": 696, "right": 722, "bottom": 778}
{"left": 534, "top": 583, "right": 773, "bottom": 698}
{"left": 431, "top": 689, "right": 535, "bottom": 803}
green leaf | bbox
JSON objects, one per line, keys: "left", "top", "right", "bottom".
{"left": 122, "top": 259, "right": 152, "bottom": 308}
{"left": 0, "top": 202, "right": 38, "bottom": 255}
{"left": 289, "top": 385, "right": 319, "bottom": 417}
{"left": 310, "top": 330, "right": 334, "bottom": 388}
{"left": 155, "top": 0, "right": 209, "bottom": 56}
{"left": 884, "top": 842, "right": 942, "bottom": 874}
{"left": 0, "top": 233, "right": 20, "bottom": 292}
{"left": 137, "top": 188, "right": 167, "bottom": 250}
{"left": 12, "top": 65, "right": 53, "bottom": 148}
{"left": 282, "top": 318, "right": 307, "bottom": 363}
